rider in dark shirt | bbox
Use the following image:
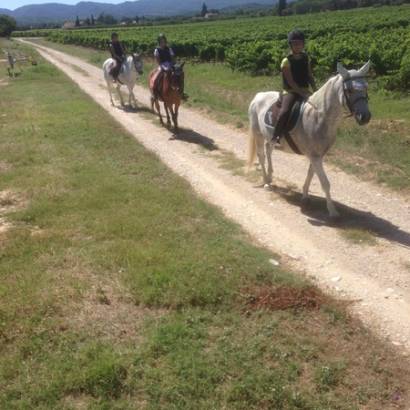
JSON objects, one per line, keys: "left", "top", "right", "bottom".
{"left": 273, "top": 30, "right": 316, "bottom": 143}
{"left": 153, "top": 34, "right": 187, "bottom": 100}
{"left": 109, "top": 32, "right": 126, "bottom": 81}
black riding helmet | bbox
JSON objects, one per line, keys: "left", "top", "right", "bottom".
{"left": 111, "top": 32, "right": 118, "bottom": 40}
{"left": 288, "top": 30, "right": 305, "bottom": 44}
{"left": 157, "top": 33, "right": 167, "bottom": 45}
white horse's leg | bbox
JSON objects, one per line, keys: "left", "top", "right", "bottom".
{"left": 265, "top": 140, "right": 273, "bottom": 185}
{"left": 129, "top": 88, "right": 137, "bottom": 108}
{"left": 256, "top": 137, "right": 269, "bottom": 186}
{"left": 116, "top": 84, "right": 125, "bottom": 107}
{"left": 302, "top": 163, "right": 314, "bottom": 200}
{"left": 311, "top": 157, "right": 339, "bottom": 217}
{"left": 106, "top": 80, "right": 115, "bottom": 106}
{"left": 128, "top": 86, "right": 132, "bottom": 106}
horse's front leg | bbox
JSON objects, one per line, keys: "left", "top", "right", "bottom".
{"left": 116, "top": 84, "right": 125, "bottom": 107}
{"left": 128, "top": 86, "right": 137, "bottom": 108}
{"left": 172, "top": 101, "right": 180, "bottom": 130}
{"left": 106, "top": 80, "right": 115, "bottom": 106}
{"left": 164, "top": 103, "right": 171, "bottom": 126}
{"left": 311, "top": 157, "right": 339, "bottom": 218}
{"left": 153, "top": 97, "right": 163, "bottom": 124}
{"left": 302, "top": 163, "right": 314, "bottom": 202}
{"left": 265, "top": 140, "right": 273, "bottom": 185}
{"left": 256, "top": 137, "right": 269, "bottom": 186}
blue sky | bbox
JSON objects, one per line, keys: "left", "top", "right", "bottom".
{"left": 2, "top": 0, "right": 125, "bottom": 9}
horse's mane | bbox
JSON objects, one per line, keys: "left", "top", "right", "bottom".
{"left": 309, "top": 74, "right": 342, "bottom": 109}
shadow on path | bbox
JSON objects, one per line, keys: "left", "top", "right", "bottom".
{"left": 270, "top": 185, "right": 410, "bottom": 249}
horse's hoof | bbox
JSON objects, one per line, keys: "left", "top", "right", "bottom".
{"left": 263, "top": 183, "right": 272, "bottom": 191}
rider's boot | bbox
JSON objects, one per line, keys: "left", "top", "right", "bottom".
{"left": 272, "top": 115, "right": 287, "bottom": 145}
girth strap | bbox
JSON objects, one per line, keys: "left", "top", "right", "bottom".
{"left": 283, "top": 132, "right": 302, "bottom": 155}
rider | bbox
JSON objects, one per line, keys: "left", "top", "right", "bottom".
{"left": 109, "top": 32, "right": 127, "bottom": 82}
{"left": 153, "top": 34, "right": 187, "bottom": 100}
{"left": 273, "top": 30, "right": 316, "bottom": 143}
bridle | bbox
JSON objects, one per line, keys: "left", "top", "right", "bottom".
{"left": 132, "top": 55, "right": 143, "bottom": 74}
{"left": 170, "top": 66, "right": 184, "bottom": 92}
{"left": 342, "top": 76, "right": 369, "bottom": 117}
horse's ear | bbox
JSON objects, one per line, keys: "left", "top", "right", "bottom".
{"left": 358, "top": 60, "right": 371, "bottom": 76}
{"left": 337, "top": 62, "right": 349, "bottom": 80}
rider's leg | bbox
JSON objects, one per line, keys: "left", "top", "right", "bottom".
{"left": 111, "top": 58, "right": 122, "bottom": 81}
{"left": 272, "top": 93, "right": 297, "bottom": 142}
{"left": 153, "top": 68, "right": 163, "bottom": 97}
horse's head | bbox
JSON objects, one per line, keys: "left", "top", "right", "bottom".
{"left": 170, "top": 62, "right": 185, "bottom": 94}
{"left": 132, "top": 53, "right": 143, "bottom": 75}
{"left": 337, "top": 61, "right": 371, "bottom": 125}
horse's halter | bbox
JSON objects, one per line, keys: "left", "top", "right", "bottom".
{"left": 342, "top": 76, "right": 369, "bottom": 117}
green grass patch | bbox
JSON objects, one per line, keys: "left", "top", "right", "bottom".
{"left": 1, "top": 39, "right": 410, "bottom": 409}
{"left": 339, "top": 227, "right": 378, "bottom": 245}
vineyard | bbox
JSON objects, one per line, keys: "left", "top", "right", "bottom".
{"left": 14, "top": 5, "right": 410, "bottom": 89}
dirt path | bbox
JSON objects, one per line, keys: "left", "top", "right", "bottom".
{"left": 22, "top": 40, "right": 410, "bottom": 354}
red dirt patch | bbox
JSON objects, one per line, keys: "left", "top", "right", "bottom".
{"left": 244, "top": 285, "right": 327, "bottom": 311}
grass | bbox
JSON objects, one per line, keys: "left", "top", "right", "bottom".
{"left": 33, "top": 38, "right": 410, "bottom": 193}
{"left": 1, "top": 38, "right": 410, "bottom": 408}
{"left": 339, "top": 227, "right": 378, "bottom": 246}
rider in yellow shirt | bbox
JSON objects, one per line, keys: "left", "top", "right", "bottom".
{"left": 273, "top": 30, "right": 316, "bottom": 142}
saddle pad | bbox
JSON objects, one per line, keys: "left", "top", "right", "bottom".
{"left": 264, "top": 102, "right": 277, "bottom": 128}
{"left": 264, "top": 99, "right": 305, "bottom": 132}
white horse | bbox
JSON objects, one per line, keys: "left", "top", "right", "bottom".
{"left": 103, "top": 54, "right": 143, "bottom": 108}
{"left": 248, "top": 62, "right": 371, "bottom": 218}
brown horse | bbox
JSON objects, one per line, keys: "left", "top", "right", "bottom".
{"left": 149, "top": 62, "right": 185, "bottom": 130}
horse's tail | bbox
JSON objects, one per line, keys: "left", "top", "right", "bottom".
{"left": 247, "top": 98, "right": 259, "bottom": 171}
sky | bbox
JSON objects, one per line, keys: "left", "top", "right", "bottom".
{"left": 1, "top": 0, "right": 125, "bottom": 9}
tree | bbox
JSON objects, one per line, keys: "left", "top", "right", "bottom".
{"left": 103, "top": 14, "right": 117, "bottom": 25}
{"left": 201, "top": 2, "right": 208, "bottom": 17}
{"left": 75, "top": 15, "right": 80, "bottom": 27}
{"left": 91, "top": 14, "right": 95, "bottom": 25}
{"left": 277, "top": 0, "right": 287, "bottom": 15}
{"left": 0, "top": 14, "right": 17, "bottom": 37}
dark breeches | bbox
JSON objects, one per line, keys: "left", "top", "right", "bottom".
{"left": 274, "top": 92, "right": 299, "bottom": 139}
{"left": 111, "top": 57, "right": 124, "bottom": 78}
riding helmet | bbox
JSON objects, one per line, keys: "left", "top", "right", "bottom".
{"left": 287, "top": 30, "right": 305, "bottom": 44}
{"left": 158, "top": 33, "right": 167, "bottom": 44}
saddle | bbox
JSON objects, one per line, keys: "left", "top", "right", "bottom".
{"left": 264, "top": 95, "right": 306, "bottom": 154}
{"left": 264, "top": 95, "right": 304, "bottom": 132}
{"left": 150, "top": 69, "right": 171, "bottom": 100}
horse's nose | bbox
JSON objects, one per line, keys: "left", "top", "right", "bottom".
{"left": 356, "top": 111, "right": 371, "bottom": 125}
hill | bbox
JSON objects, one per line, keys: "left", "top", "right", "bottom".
{"left": 0, "top": 0, "right": 275, "bottom": 25}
